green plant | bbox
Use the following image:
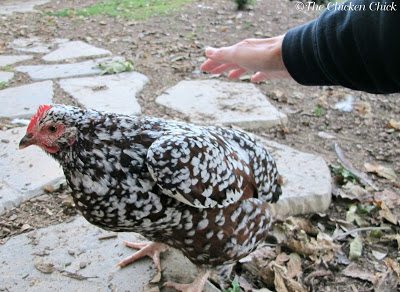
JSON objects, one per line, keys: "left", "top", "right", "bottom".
{"left": 98, "top": 60, "right": 134, "bottom": 75}
{"left": 233, "top": 0, "right": 253, "bottom": 10}
{"left": 0, "top": 65, "right": 14, "bottom": 72}
{"left": 47, "top": 0, "right": 191, "bottom": 20}
{"left": 330, "top": 164, "right": 358, "bottom": 184}
{"left": 313, "top": 105, "right": 326, "bottom": 117}
{"left": 224, "top": 279, "right": 241, "bottom": 292}
{"left": 0, "top": 81, "right": 8, "bottom": 90}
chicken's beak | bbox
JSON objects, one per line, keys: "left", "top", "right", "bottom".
{"left": 19, "top": 133, "right": 35, "bottom": 149}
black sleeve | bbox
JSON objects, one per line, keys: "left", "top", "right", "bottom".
{"left": 282, "top": 0, "right": 400, "bottom": 94}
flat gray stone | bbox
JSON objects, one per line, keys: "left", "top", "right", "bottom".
{"left": 0, "top": 217, "right": 218, "bottom": 291}
{"left": 0, "top": 55, "right": 33, "bottom": 67}
{"left": 0, "top": 81, "right": 53, "bottom": 119}
{"left": 10, "top": 37, "right": 69, "bottom": 54}
{"left": 42, "top": 41, "right": 111, "bottom": 62}
{"left": 59, "top": 72, "right": 149, "bottom": 115}
{"left": 0, "top": 71, "right": 14, "bottom": 83}
{"left": 0, "top": 127, "right": 64, "bottom": 214}
{"left": 0, "top": 0, "right": 50, "bottom": 15}
{"left": 16, "top": 57, "right": 124, "bottom": 81}
{"left": 156, "top": 80, "right": 287, "bottom": 130}
{"left": 260, "top": 138, "right": 332, "bottom": 218}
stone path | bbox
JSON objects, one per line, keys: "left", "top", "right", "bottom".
{"left": 0, "top": 71, "right": 14, "bottom": 83}
{"left": 156, "top": 80, "right": 287, "bottom": 130}
{"left": 59, "top": 72, "right": 148, "bottom": 115}
{"left": 0, "top": 55, "right": 33, "bottom": 67}
{"left": 16, "top": 56, "right": 126, "bottom": 80}
{"left": 0, "top": 216, "right": 218, "bottom": 292}
{"left": 0, "top": 0, "right": 50, "bottom": 15}
{"left": 10, "top": 38, "right": 69, "bottom": 54}
{"left": 0, "top": 128, "right": 64, "bottom": 214}
{"left": 0, "top": 81, "right": 53, "bottom": 118}
{"left": 0, "top": 31, "right": 331, "bottom": 291}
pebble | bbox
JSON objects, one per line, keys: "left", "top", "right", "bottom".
{"left": 79, "top": 261, "right": 87, "bottom": 269}
{"left": 318, "top": 131, "right": 336, "bottom": 140}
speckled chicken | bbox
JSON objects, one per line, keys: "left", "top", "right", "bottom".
{"left": 19, "top": 104, "right": 282, "bottom": 291}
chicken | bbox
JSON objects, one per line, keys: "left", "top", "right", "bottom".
{"left": 19, "top": 104, "right": 282, "bottom": 291}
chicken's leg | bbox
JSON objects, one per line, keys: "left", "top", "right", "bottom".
{"left": 117, "top": 241, "right": 168, "bottom": 272}
{"left": 163, "top": 270, "right": 211, "bottom": 292}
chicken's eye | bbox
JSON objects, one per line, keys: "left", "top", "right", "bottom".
{"left": 48, "top": 125, "right": 57, "bottom": 133}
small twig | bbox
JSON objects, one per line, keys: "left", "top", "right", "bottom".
{"left": 334, "top": 143, "right": 379, "bottom": 191}
{"left": 304, "top": 269, "right": 333, "bottom": 284}
{"left": 98, "top": 233, "right": 118, "bottom": 240}
{"left": 332, "top": 226, "right": 391, "bottom": 240}
{"left": 59, "top": 269, "right": 98, "bottom": 281}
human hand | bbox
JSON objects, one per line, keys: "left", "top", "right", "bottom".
{"left": 200, "top": 35, "right": 292, "bottom": 83}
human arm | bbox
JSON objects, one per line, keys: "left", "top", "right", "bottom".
{"left": 200, "top": 0, "right": 400, "bottom": 94}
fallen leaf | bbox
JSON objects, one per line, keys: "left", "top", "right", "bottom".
{"left": 374, "top": 271, "right": 398, "bottom": 292}
{"left": 371, "top": 250, "right": 387, "bottom": 261}
{"left": 342, "top": 263, "right": 377, "bottom": 283}
{"left": 388, "top": 119, "right": 400, "bottom": 130}
{"left": 346, "top": 205, "right": 366, "bottom": 227}
{"left": 349, "top": 235, "right": 363, "bottom": 260}
{"left": 376, "top": 201, "right": 398, "bottom": 225}
{"left": 364, "top": 163, "right": 398, "bottom": 182}
{"left": 384, "top": 258, "right": 400, "bottom": 278}
{"left": 286, "top": 232, "right": 340, "bottom": 260}
{"left": 337, "top": 182, "right": 372, "bottom": 202}
{"left": 286, "top": 217, "right": 319, "bottom": 236}
{"left": 150, "top": 270, "right": 161, "bottom": 284}
{"left": 374, "top": 189, "right": 400, "bottom": 209}
{"left": 287, "top": 253, "right": 302, "bottom": 279}
{"left": 273, "top": 264, "right": 307, "bottom": 292}
{"left": 276, "top": 252, "right": 290, "bottom": 265}
{"left": 354, "top": 101, "right": 372, "bottom": 116}
{"left": 34, "top": 258, "right": 55, "bottom": 274}
{"left": 239, "top": 245, "right": 276, "bottom": 263}
{"left": 273, "top": 265, "right": 289, "bottom": 292}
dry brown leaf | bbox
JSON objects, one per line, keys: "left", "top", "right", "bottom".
{"left": 384, "top": 258, "right": 400, "bottom": 278}
{"left": 342, "top": 263, "right": 377, "bottom": 284}
{"left": 287, "top": 253, "right": 302, "bottom": 279}
{"left": 374, "top": 271, "right": 399, "bottom": 292}
{"left": 354, "top": 101, "right": 372, "bottom": 116}
{"left": 376, "top": 201, "right": 398, "bottom": 225}
{"left": 388, "top": 119, "right": 400, "bottom": 130}
{"left": 338, "top": 182, "right": 372, "bottom": 202}
{"left": 374, "top": 189, "right": 400, "bottom": 209}
{"left": 286, "top": 217, "right": 319, "bottom": 236}
{"left": 276, "top": 252, "right": 290, "bottom": 265}
{"left": 34, "top": 258, "right": 55, "bottom": 274}
{"left": 286, "top": 235, "right": 340, "bottom": 258}
{"left": 149, "top": 270, "right": 161, "bottom": 284}
{"left": 240, "top": 245, "right": 276, "bottom": 263}
{"left": 364, "top": 163, "right": 398, "bottom": 182}
{"left": 274, "top": 265, "right": 289, "bottom": 292}
{"left": 273, "top": 264, "right": 307, "bottom": 292}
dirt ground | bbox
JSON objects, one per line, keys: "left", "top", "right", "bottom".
{"left": 0, "top": 0, "right": 399, "bottom": 291}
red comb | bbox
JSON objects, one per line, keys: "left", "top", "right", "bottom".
{"left": 27, "top": 104, "right": 52, "bottom": 133}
